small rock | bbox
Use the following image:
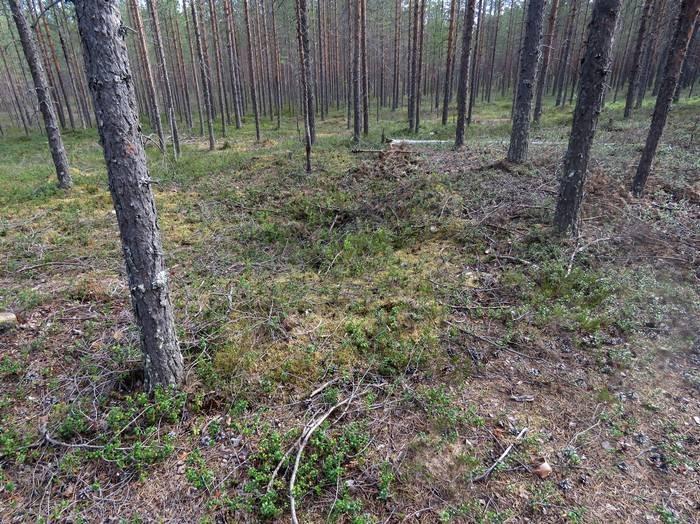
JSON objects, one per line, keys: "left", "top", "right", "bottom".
{"left": 558, "top": 478, "right": 574, "bottom": 491}
{"left": 0, "top": 311, "right": 17, "bottom": 331}
{"left": 601, "top": 440, "right": 614, "bottom": 451}
{"left": 533, "top": 461, "right": 552, "bottom": 479}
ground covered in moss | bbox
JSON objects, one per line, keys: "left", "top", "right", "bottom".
{"left": 1, "top": 98, "right": 699, "bottom": 523}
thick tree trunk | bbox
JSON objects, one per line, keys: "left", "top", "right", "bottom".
{"left": 408, "top": 0, "right": 419, "bottom": 129}
{"left": 414, "top": 0, "right": 426, "bottom": 132}
{"left": 553, "top": 0, "right": 622, "bottom": 236}
{"left": 533, "top": 0, "right": 560, "bottom": 125}
{"left": 507, "top": 0, "right": 546, "bottom": 163}
{"left": 147, "top": 0, "right": 181, "bottom": 158}
{"left": 243, "top": 0, "right": 261, "bottom": 141}
{"left": 631, "top": 0, "right": 700, "bottom": 196}
{"left": 8, "top": 0, "right": 71, "bottom": 189}
{"left": 624, "top": 0, "right": 654, "bottom": 119}
{"left": 455, "top": 0, "right": 478, "bottom": 147}
{"left": 191, "top": 0, "right": 216, "bottom": 149}
{"left": 73, "top": 0, "right": 183, "bottom": 389}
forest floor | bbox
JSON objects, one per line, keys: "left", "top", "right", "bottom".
{"left": 1, "top": 97, "right": 699, "bottom": 524}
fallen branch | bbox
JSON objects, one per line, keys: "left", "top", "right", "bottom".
{"left": 471, "top": 427, "right": 528, "bottom": 483}
{"left": 290, "top": 396, "right": 353, "bottom": 524}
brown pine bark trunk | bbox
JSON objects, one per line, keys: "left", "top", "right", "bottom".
{"left": 243, "top": 0, "right": 261, "bottom": 141}
{"left": 8, "top": 0, "right": 71, "bottom": 188}
{"left": 507, "top": 0, "right": 546, "bottom": 163}
{"left": 191, "top": 0, "right": 216, "bottom": 149}
{"left": 554, "top": 0, "right": 622, "bottom": 236}
{"left": 623, "top": 0, "right": 654, "bottom": 118}
{"left": 147, "top": 0, "right": 181, "bottom": 158}
{"left": 533, "top": 0, "right": 560, "bottom": 125}
{"left": 73, "top": 0, "right": 184, "bottom": 390}
{"left": 455, "top": 0, "right": 478, "bottom": 147}
{"left": 632, "top": 0, "right": 700, "bottom": 196}
{"left": 555, "top": 0, "right": 578, "bottom": 107}
{"left": 408, "top": 0, "right": 419, "bottom": 130}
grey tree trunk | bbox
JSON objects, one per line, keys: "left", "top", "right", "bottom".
{"left": 624, "top": 0, "right": 654, "bottom": 119}
{"left": 533, "top": 0, "right": 560, "bottom": 125}
{"left": 441, "top": 0, "right": 458, "bottom": 125}
{"left": 295, "top": 0, "right": 312, "bottom": 171}
{"left": 455, "top": 0, "right": 478, "bottom": 148}
{"left": 147, "top": 0, "right": 181, "bottom": 158}
{"left": 553, "top": 0, "right": 622, "bottom": 236}
{"left": 8, "top": 0, "right": 71, "bottom": 189}
{"left": 352, "top": 0, "right": 361, "bottom": 143}
{"left": 631, "top": 0, "right": 700, "bottom": 196}
{"left": 73, "top": 0, "right": 184, "bottom": 389}
{"left": 507, "top": 0, "right": 546, "bottom": 163}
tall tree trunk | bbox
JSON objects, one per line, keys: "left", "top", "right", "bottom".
{"left": 73, "top": 0, "right": 183, "bottom": 389}
{"left": 553, "top": 0, "right": 622, "bottom": 236}
{"left": 624, "top": 0, "right": 654, "bottom": 118}
{"left": 0, "top": 44, "right": 30, "bottom": 136}
{"left": 392, "top": 0, "right": 401, "bottom": 111}
{"left": 8, "top": 0, "right": 71, "bottom": 189}
{"left": 208, "top": 0, "right": 229, "bottom": 136}
{"left": 243, "top": 0, "right": 261, "bottom": 141}
{"left": 130, "top": 0, "right": 166, "bottom": 150}
{"left": 352, "top": 0, "right": 361, "bottom": 142}
{"left": 533, "top": 0, "right": 560, "bottom": 125}
{"left": 295, "top": 0, "right": 313, "bottom": 172}
{"left": 507, "top": 0, "right": 546, "bottom": 163}
{"left": 631, "top": 0, "right": 700, "bottom": 196}
{"left": 555, "top": 0, "right": 578, "bottom": 107}
{"left": 486, "top": 0, "right": 502, "bottom": 103}
{"left": 455, "top": 0, "right": 478, "bottom": 147}
{"left": 148, "top": 0, "right": 181, "bottom": 158}
{"left": 414, "top": 0, "right": 426, "bottom": 132}
{"left": 191, "top": 0, "right": 216, "bottom": 149}
{"left": 224, "top": 0, "right": 243, "bottom": 129}
{"left": 468, "top": 0, "right": 485, "bottom": 125}
{"left": 183, "top": 0, "right": 204, "bottom": 135}
{"left": 360, "top": 0, "right": 369, "bottom": 135}
{"left": 408, "top": 0, "right": 419, "bottom": 129}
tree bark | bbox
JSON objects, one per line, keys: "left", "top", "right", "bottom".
{"left": 147, "top": 0, "right": 181, "bottom": 158}
{"left": 631, "top": 0, "right": 700, "bottom": 196}
{"left": 455, "top": 0, "right": 478, "bottom": 147}
{"left": 8, "top": 0, "right": 71, "bottom": 189}
{"left": 507, "top": 0, "right": 546, "bottom": 163}
{"left": 533, "top": 0, "right": 560, "bottom": 125}
{"left": 243, "top": 0, "right": 261, "bottom": 141}
{"left": 360, "top": 0, "right": 369, "bottom": 135}
{"left": 352, "top": 0, "right": 361, "bottom": 142}
{"left": 295, "top": 0, "right": 313, "bottom": 172}
{"left": 392, "top": 0, "right": 401, "bottom": 111}
{"left": 190, "top": 0, "right": 216, "bottom": 149}
{"left": 73, "top": 0, "right": 183, "bottom": 389}
{"left": 554, "top": 0, "right": 622, "bottom": 236}
{"left": 624, "top": 0, "right": 654, "bottom": 118}
{"left": 129, "top": 0, "right": 166, "bottom": 151}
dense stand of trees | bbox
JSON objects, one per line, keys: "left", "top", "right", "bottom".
{"left": 2, "top": 0, "right": 699, "bottom": 387}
